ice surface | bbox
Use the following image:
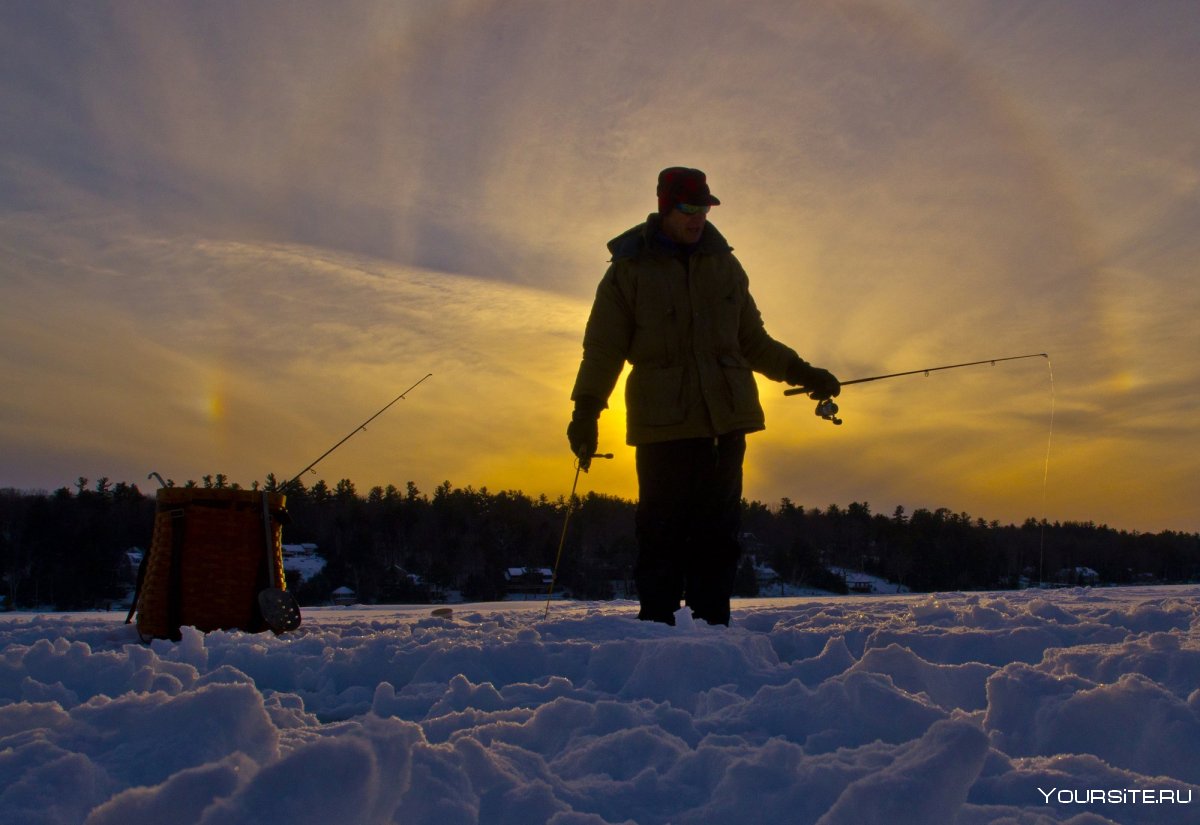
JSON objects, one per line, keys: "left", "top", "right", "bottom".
{"left": 1, "top": 587, "right": 1198, "bottom": 824}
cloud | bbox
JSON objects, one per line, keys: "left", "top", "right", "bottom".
{"left": 0, "top": 212, "right": 591, "bottom": 495}
{"left": 1, "top": 1, "right": 1197, "bottom": 529}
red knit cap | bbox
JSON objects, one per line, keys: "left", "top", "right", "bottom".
{"left": 657, "top": 167, "right": 721, "bottom": 213}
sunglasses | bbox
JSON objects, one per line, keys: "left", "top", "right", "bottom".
{"left": 675, "top": 203, "right": 711, "bottom": 215}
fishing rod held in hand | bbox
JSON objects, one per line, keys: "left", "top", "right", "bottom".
{"left": 577, "top": 452, "right": 615, "bottom": 472}
{"left": 284, "top": 373, "right": 433, "bottom": 487}
{"left": 785, "top": 353, "right": 1048, "bottom": 425}
{"left": 545, "top": 451, "right": 613, "bottom": 619}
{"left": 784, "top": 353, "right": 1048, "bottom": 397}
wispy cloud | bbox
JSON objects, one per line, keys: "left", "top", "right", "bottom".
{"left": 1, "top": 1, "right": 1197, "bottom": 530}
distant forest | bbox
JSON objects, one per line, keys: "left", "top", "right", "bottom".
{"left": 1, "top": 474, "right": 1198, "bottom": 611}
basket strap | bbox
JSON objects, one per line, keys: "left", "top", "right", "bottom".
{"left": 166, "top": 508, "right": 186, "bottom": 641}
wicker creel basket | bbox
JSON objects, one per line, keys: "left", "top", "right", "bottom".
{"left": 133, "top": 488, "right": 288, "bottom": 640}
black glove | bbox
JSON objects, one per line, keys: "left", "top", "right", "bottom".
{"left": 786, "top": 359, "right": 841, "bottom": 400}
{"left": 566, "top": 396, "right": 603, "bottom": 468}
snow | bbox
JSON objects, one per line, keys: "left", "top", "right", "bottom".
{"left": 282, "top": 545, "right": 326, "bottom": 584}
{"left": 2, "top": 587, "right": 1198, "bottom": 824}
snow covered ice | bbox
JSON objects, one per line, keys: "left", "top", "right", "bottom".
{"left": 2, "top": 587, "right": 1199, "bottom": 824}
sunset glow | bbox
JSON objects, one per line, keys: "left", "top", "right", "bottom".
{"left": 1, "top": 1, "right": 1197, "bottom": 531}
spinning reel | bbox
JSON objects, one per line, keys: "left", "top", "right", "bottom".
{"left": 813, "top": 396, "right": 842, "bottom": 426}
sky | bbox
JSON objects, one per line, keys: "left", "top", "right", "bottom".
{"left": 1, "top": 0, "right": 1198, "bottom": 533}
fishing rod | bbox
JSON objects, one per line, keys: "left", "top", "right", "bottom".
{"left": 785, "top": 353, "right": 1048, "bottom": 425}
{"left": 285, "top": 373, "right": 433, "bottom": 487}
{"left": 544, "top": 451, "right": 613, "bottom": 619}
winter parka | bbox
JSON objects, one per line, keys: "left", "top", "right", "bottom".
{"left": 571, "top": 214, "right": 801, "bottom": 445}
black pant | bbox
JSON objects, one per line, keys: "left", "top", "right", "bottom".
{"left": 634, "top": 433, "right": 746, "bottom": 626}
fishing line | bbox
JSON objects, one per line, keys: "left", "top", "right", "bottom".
{"left": 787, "top": 351, "right": 1058, "bottom": 586}
{"left": 1038, "top": 355, "right": 1056, "bottom": 584}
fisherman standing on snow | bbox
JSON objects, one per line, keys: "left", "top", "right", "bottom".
{"left": 567, "top": 167, "right": 839, "bottom": 626}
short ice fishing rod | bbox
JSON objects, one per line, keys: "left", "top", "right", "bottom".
{"left": 785, "top": 353, "right": 1048, "bottom": 425}
{"left": 285, "top": 373, "right": 432, "bottom": 486}
{"left": 544, "top": 450, "right": 613, "bottom": 619}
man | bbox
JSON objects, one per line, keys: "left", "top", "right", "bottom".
{"left": 567, "top": 167, "right": 839, "bottom": 626}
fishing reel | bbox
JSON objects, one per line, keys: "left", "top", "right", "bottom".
{"left": 814, "top": 397, "right": 842, "bottom": 426}
{"left": 578, "top": 451, "right": 614, "bottom": 472}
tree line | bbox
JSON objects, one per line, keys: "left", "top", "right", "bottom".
{"left": 1, "top": 475, "right": 1197, "bottom": 610}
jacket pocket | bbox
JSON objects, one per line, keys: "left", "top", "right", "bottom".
{"left": 626, "top": 365, "right": 686, "bottom": 426}
{"left": 718, "top": 354, "right": 759, "bottom": 413}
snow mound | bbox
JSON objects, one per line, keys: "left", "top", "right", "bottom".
{"left": 2, "top": 587, "right": 1198, "bottom": 823}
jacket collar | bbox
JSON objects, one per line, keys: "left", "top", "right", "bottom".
{"left": 607, "top": 213, "right": 732, "bottom": 262}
